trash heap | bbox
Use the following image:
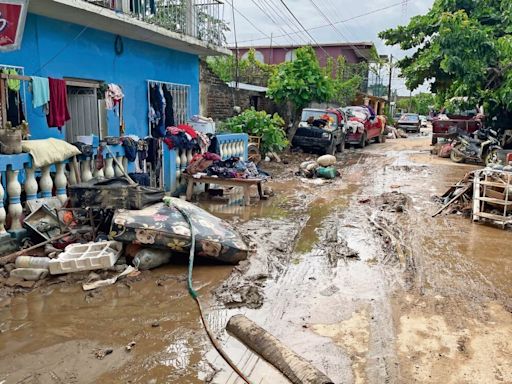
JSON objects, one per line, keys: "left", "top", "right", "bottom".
{"left": 434, "top": 167, "right": 512, "bottom": 229}
{"left": 1, "top": 176, "right": 250, "bottom": 292}
{"left": 297, "top": 154, "right": 340, "bottom": 180}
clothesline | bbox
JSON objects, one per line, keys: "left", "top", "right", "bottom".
{"left": 0, "top": 73, "right": 100, "bottom": 89}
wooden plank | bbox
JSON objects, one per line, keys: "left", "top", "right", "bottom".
{"left": 475, "top": 196, "right": 512, "bottom": 206}
{"left": 473, "top": 211, "right": 512, "bottom": 223}
{"left": 479, "top": 180, "right": 510, "bottom": 188}
{"left": 184, "top": 174, "right": 263, "bottom": 185}
{"left": 0, "top": 73, "right": 31, "bottom": 81}
{"left": 473, "top": 173, "right": 481, "bottom": 222}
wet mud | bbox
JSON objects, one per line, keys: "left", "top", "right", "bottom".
{"left": 1, "top": 135, "right": 512, "bottom": 383}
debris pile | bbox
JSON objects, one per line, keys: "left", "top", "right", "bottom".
{"left": 0, "top": 176, "right": 250, "bottom": 295}
{"left": 434, "top": 168, "right": 512, "bottom": 228}
{"left": 297, "top": 155, "right": 340, "bottom": 180}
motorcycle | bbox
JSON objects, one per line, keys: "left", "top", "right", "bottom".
{"left": 449, "top": 127, "right": 502, "bottom": 165}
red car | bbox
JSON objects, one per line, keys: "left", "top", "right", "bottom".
{"left": 342, "top": 106, "right": 385, "bottom": 147}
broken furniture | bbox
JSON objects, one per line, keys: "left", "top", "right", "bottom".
{"left": 473, "top": 169, "right": 512, "bottom": 228}
{"left": 110, "top": 199, "right": 249, "bottom": 264}
{"left": 184, "top": 174, "right": 265, "bottom": 206}
{"left": 23, "top": 204, "right": 61, "bottom": 242}
{"left": 69, "top": 177, "right": 164, "bottom": 210}
{"left": 435, "top": 168, "right": 512, "bottom": 229}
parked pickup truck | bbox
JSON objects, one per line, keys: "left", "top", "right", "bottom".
{"left": 431, "top": 115, "right": 482, "bottom": 145}
{"left": 292, "top": 108, "right": 346, "bottom": 155}
{"left": 342, "top": 106, "right": 384, "bottom": 147}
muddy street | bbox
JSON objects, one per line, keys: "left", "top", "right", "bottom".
{"left": 1, "top": 135, "right": 512, "bottom": 384}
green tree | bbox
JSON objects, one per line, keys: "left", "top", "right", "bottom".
{"left": 379, "top": 0, "right": 512, "bottom": 121}
{"left": 331, "top": 56, "right": 363, "bottom": 106}
{"left": 206, "top": 49, "right": 275, "bottom": 86}
{"left": 267, "top": 46, "right": 334, "bottom": 141}
{"left": 221, "top": 108, "right": 288, "bottom": 154}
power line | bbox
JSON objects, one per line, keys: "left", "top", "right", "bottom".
{"left": 224, "top": 0, "right": 270, "bottom": 41}
{"left": 276, "top": 0, "right": 331, "bottom": 57}
{"left": 231, "top": 1, "right": 404, "bottom": 45}
{"left": 245, "top": 0, "right": 298, "bottom": 45}
{"left": 306, "top": 0, "right": 370, "bottom": 60}
{"left": 263, "top": 0, "right": 310, "bottom": 44}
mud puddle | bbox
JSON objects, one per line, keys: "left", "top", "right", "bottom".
{"left": 0, "top": 265, "right": 233, "bottom": 383}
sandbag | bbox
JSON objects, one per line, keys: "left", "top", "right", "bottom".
{"left": 316, "top": 166, "right": 337, "bottom": 179}
{"left": 317, "top": 155, "right": 336, "bottom": 167}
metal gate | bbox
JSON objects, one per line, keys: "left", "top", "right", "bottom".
{"left": 65, "top": 86, "right": 100, "bottom": 142}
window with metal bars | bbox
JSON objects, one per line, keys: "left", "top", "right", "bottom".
{"left": 147, "top": 80, "right": 190, "bottom": 136}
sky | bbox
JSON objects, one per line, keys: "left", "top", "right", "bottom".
{"left": 223, "top": 0, "right": 435, "bottom": 95}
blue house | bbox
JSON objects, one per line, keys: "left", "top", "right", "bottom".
{"left": 0, "top": 1, "right": 251, "bottom": 239}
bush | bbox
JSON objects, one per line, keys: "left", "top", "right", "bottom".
{"left": 221, "top": 108, "right": 288, "bottom": 154}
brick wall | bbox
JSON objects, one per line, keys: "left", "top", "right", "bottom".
{"left": 200, "top": 61, "right": 278, "bottom": 122}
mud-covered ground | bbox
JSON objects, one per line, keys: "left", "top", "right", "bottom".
{"left": 1, "top": 131, "right": 512, "bottom": 384}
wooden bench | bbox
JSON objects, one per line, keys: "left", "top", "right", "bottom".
{"left": 184, "top": 174, "right": 265, "bottom": 206}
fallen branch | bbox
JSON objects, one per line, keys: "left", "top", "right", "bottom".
{"left": 226, "top": 315, "right": 334, "bottom": 384}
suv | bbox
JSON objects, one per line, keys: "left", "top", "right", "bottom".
{"left": 292, "top": 108, "right": 346, "bottom": 155}
{"left": 343, "top": 106, "right": 385, "bottom": 147}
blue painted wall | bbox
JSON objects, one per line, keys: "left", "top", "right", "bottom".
{"left": 0, "top": 13, "right": 199, "bottom": 140}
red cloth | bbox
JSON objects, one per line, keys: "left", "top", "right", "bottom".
{"left": 46, "top": 78, "right": 70, "bottom": 128}
{"left": 163, "top": 137, "right": 174, "bottom": 150}
{"left": 177, "top": 124, "right": 197, "bottom": 139}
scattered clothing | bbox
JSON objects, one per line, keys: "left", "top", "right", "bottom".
{"left": 30, "top": 76, "right": 50, "bottom": 108}
{"left": 105, "top": 83, "right": 124, "bottom": 111}
{"left": 205, "top": 157, "right": 267, "bottom": 180}
{"left": 46, "top": 78, "right": 70, "bottom": 129}
{"left": 197, "top": 132, "right": 211, "bottom": 154}
{"left": 122, "top": 137, "right": 137, "bottom": 162}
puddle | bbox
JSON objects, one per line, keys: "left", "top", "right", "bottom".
{"left": 0, "top": 264, "right": 232, "bottom": 383}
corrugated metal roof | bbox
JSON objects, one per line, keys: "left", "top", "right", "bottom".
{"left": 226, "top": 82, "right": 268, "bottom": 92}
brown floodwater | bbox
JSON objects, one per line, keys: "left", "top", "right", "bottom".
{"left": 1, "top": 137, "right": 511, "bottom": 384}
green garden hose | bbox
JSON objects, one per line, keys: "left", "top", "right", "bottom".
{"left": 170, "top": 201, "right": 251, "bottom": 384}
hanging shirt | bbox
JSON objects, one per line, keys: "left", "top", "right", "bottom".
{"left": 5, "top": 69, "right": 20, "bottom": 92}
{"left": 162, "top": 85, "right": 175, "bottom": 127}
{"left": 105, "top": 83, "right": 124, "bottom": 110}
{"left": 46, "top": 78, "right": 70, "bottom": 129}
{"left": 6, "top": 88, "right": 25, "bottom": 126}
{"left": 30, "top": 76, "right": 50, "bottom": 108}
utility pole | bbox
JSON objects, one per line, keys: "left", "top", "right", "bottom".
{"left": 387, "top": 54, "right": 393, "bottom": 104}
{"left": 270, "top": 33, "right": 273, "bottom": 65}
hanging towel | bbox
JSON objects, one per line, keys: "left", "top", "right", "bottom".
{"left": 46, "top": 78, "right": 70, "bottom": 129}
{"left": 30, "top": 76, "right": 50, "bottom": 108}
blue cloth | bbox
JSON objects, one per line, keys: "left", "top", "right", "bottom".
{"left": 30, "top": 76, "right": 50, "bottom": 108}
